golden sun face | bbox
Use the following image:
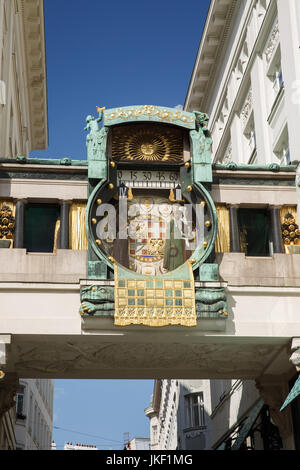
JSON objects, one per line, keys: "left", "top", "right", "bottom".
{"left": 140, "top": 143, "right": 155, "bottom": 157}
{"left": 111, "top": 124, "right": 183, "bottom": 163}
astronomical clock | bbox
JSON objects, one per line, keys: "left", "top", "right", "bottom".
{"left": 81, "top": 105, "right": 227, "bottom": 327}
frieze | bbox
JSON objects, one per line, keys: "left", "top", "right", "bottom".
{"left": 103, "top": 105, "right": 195, "bottom": 129}
{"left": 79, "top": 284, "right": 228, "bottom": 321}
{"left": 0, "top": 171, "right": 88, "bottom": 181}
{"left": 213, "top": 177, "right": 296, "bottom": 187}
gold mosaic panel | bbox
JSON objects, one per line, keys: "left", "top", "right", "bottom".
{"left": 114, "top": 267, "right": 196, "bottom": 327}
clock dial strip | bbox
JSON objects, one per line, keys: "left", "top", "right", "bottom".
{"left": 117, "top": 170, "right": 180, "bottom": 189}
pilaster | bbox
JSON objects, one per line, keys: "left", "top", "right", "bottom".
{"left": 250, "top": 54, "right": 272, "bottom": 164}
{"left": 269, "top": 205, "right": 283, "bottom": 253}
{"left": 229, "top": 205, "right": 240, "bottom": 252}
{"left": 230, "top": 113, "right": 245, "bottom": 164}
{"left": 14, "top": 199, "right": 27, "bottom": 248}
{"left": 59, "top": 201, "right": 71, "bottom": 250}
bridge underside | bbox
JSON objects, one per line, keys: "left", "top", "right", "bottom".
{"left": 1, "top": 332, "right": 293, "bottom": 381}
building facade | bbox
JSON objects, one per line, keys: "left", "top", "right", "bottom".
{"left": 145, "top": 380, "right": 212, "bottom": 450}
{"left": 0, "top": 0, "right": 48, "bottom": 158}
{"left": 15, "top": 379, "right": 53, "bottom": 450}
{"left": 126, "top": 437, "right": 150, "bottom": 451}
{"left": 63, "top": 442, "right": 98, "bottom": 450}
{"left": 0, "top": 0, "right": 50, "bottom": 450}
{"left": 184, "top": 0, "right": 300, "bottom": 450}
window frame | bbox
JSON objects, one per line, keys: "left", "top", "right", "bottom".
{"left": 184, "top": 392, "right": 205, "bottom": 429}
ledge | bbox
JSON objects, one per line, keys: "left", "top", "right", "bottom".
{"left": 0, "top": 249, "right": 86, "bottom": 283}
{"left": 217, "top": 252, "right": 300, "bottom": 287}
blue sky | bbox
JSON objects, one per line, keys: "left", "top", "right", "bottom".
{"left": 34, "top": 0, "right": 210, "bottom": 450}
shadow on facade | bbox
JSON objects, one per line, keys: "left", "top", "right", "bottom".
{"left": 176, "top": 382, "right": 211, "bottom": 451}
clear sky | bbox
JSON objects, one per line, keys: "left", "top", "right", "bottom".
{"left": 33, "top": 0, "right": 211, "bottom": 450}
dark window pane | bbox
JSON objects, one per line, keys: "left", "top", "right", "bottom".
{"left": 238, "top": 209, "right": 270, "bottom": 256}
{"left": 25, "top": 204, "right": 60, "bottom": 253}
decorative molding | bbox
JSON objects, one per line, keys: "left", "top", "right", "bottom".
{"left": 19, "top": 0, "right": 48, "bottom": 150}
{"left": 240, "top": 88, "right": 253, "bottom": 127}
{"left": 217, "top": 140, "right": 232, "bottom": 164}
{"left": 265, "top": 19, "right": 279, "bottom": 64}
{"left": 104, "top": 105, "right": 195, "bottom": 129}
{"left": 185, "top": 0, "right": 239, "bottom": 111}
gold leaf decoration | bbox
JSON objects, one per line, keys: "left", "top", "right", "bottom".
{"left": 281, "top": 212, "right": 300, "bottom": 245}
{"left": 0, "top": 205, "right": 15, "bottom": 241}
{"left": 111, "top": 124, "right": 183, "bottom": 164}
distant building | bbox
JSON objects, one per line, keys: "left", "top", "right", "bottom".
{"left": 64, "top": 442, "right": 98, "bottom": 451}
{"left": 126, "top": 437, "right": 150, "bottom": 451}
{"left": 14, "top": 379, "right": 54, "bottom": 450}
{"left": 145, "top": 380, "right": 211, "bottom": 450}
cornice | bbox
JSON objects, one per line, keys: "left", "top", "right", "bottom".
{"left": 184, "top": 0, "right": 239, "bottom": 112}
{"left": 18, "top": 0, "right": 48, "bottom": 150}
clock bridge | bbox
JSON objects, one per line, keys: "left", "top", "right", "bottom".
{"left": 0, "top": 105, "right": 299, "bottom": 427}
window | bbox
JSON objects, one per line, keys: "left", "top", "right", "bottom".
{"left": 185, "top": 392, "right": 205, "bottom": 428}
{"left": 152, "top": 425, "right": 158, "bottom": 444}
{"left": 24, "top": 204, "right": 60, "bottom": 253}
{"left": 273, "top": 125, "right": 290, "bottom": 165}
{"left": 238, "top": 208, "right": 270, "bottom": 256}
{"left": 29, "top": 393, "right": 33, "bottom": 433}
{"left": 273, "top": 67, "right": 283, "bottom": 95}
{"left": 243, "top": 115, "right": 256, "bottom": 163}
{"left": 16, "top": 385, "right": 25, "bottom": 419}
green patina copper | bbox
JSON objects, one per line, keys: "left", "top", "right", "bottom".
{"left": 80, "top": 285, "right": 114, "bottom": 316}
{"left": 8, "top": 156, "right": 88, "bottom": 166}
{"left": 190, "top": 111, "right": 212, "bottom": 183}
{"left": 195, "top": 287, "right": 227, "bottom": 319}
{"left": 280, "top": 374, "right": 300, "bottom": 411}
{"left": 103, "top": 105, "right": 196, "bottom": 129}
{"left": 213, "top": 162, "right": 298, "bottom": 172}
{"left": 84, "top": 105, "right": 218, "bottom": 277}
{"left": 85, "top": 108, "right": 108, "bottom": 180}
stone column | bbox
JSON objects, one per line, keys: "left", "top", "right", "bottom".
{"left": 59, "top": 201, "right": 71, "bottom": 249}
{"left": 14, "top": 199, "right": 27, "bottom": 248}
{"left": 229, "top": 205, "right": 240, "bottom": 252}
{"left": 269, "top": 206, "right": 283, "bottom": 253}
